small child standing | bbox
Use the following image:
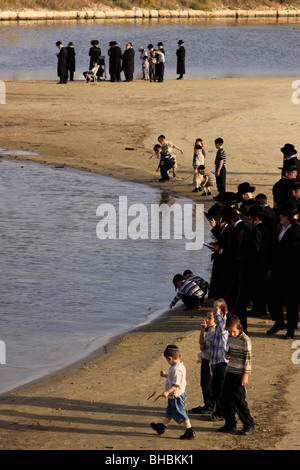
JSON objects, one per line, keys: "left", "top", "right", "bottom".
{"left": 150, "top": 344, "right": 195, "bottom": 440}
{"left": 192, "top": 144, "right": 205, "bottom": 192}
{"left": 191, "top": 311, "right": 216, "bottom": 414}
{"left": 214, "top": 137, "right": 227, "bottom": 197}
{"left": 219, "top": 315, "right": 255, "bottom": 435}
{"left": 209, "top": 298, "right": 229, "bottom": 421}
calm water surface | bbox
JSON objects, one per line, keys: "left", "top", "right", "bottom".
{"left": 0, "top": 157, "right": 212, "bottom": 394}
{"left": 0, "top": 17, "right": 300, "bottom": 80}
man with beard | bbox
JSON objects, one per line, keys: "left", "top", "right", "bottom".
{"left": 108, "top": 41, "right": 122, "bottom": 82}
{"left": 122, "top": 42, "right": 135, "bottom": 82}
{"left": 56, "top": 41, "right": 68, "bottom": 84}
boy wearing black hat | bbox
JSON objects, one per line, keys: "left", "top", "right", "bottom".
{"left": 56, "top": 41, "right": 68, "bottom": 84}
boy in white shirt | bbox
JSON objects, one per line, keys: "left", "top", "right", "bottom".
{"left": 150, "top": 344, "right": 195, "bottom": 440}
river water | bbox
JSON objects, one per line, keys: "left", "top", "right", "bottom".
{"left": 0, "top": 16, "right": 300, "bottom": 80}
{"left": 0, "top": 156, "right": 212, "bottom": 394}
{"left": 0, "top": 16, "right": 296, "bottom": 393}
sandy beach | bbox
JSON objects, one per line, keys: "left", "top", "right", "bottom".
{"left": 0, "top": 77, "right": 300, "bottom": 451}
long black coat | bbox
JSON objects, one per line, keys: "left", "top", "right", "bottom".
{"left": 108, "top": 45, "right": 122, "bottom": 81}
{"left": 122, "top": 48, "right": 135, "bottom": 81}
{"left": 221, "top": 220, "right": 254, "bottom": 308}
{"left": 89, "top": 45, "right": 101, "bottom": 69}
{"left": 57, "top": 47, "right": 68, "bottom": 82}
{"left": 176, "top": 45, "right": 185, "bottom": 75}
{"left": 250, "top": 222, "right": 273, "bottom": 305}
{"left": 66, "top": 46, "right": 76, "bottom": 72}
{"left": 268, "top": 223, "right": 300, "bottom": 305}
{"left": 208, "top": 223, "right": 231, "bottom": 299}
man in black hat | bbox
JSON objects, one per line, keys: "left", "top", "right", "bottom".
{"left": 248, "top": 205, "right": 273, "bottom": 317}
{"left": 108, "top": 41, "right": 122, "bottom": 82}
{"left": 122, "top": 42, "right": 135, "bottom": 82}
{"left": 272, "top": 162, "right": 297, "bottom": 208}
{"left": 236, "top": 182, "right": 256, "bottom": 215}
{"left": 215, "top": 205, "right": 253, "bottom": 332}
{"left": 255, "top": 193, "right": 278, "bottom": 234}
{"left": 280, "top": 143, "right": 300, "bottom": 181}
{"left": 267, "top": 200, "right": 300, "bottom": 339}
{"left": 176, "top": 40, "right": 185, "bottom": 80}
{"left": 89, "top": 40, "right": 101, "bottom": 70}
{"left": 206, "top": 203, "right": 231, "bottom": 300}
{"left": 66, "top": 42, "right": 76, "bottom": 81}
{"left": 56, "top": 41, "right": 68, "bottom": 84}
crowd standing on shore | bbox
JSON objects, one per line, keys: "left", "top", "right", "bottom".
{"left": 55, "top": 39, "right": 185, "bottom": 83}
{"left": 150, "top": 139, "right": 300, "bottom": 440}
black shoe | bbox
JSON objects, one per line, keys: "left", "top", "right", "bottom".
{"left": 191, "top": 405, "right": 213, "bottom": 414}
{"left": 179, "top": 428, "right": 195, "bottom": 440}
{"left": 266, "top": 322, "right": 286, "bottom": 335}
{"left": 285, "top": 329, "right": 294, "bottom": 339}
{"left": 192, "top": 188, "right": 199, "bottom": 193}
{"left": 150, "top": 422, "right": 166, "bottom": 435}
{"left": 218, "top": 424, "right": 237, "bottom": 433}
{"left": 240, "top": 423, "right": 255, "bottom": 435}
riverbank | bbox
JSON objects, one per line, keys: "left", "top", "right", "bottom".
{"left": 0, "top": 78, "right": 299, "bottom": 451}
{"left": 2, "top": 7, "right": 300, "bottom": 21}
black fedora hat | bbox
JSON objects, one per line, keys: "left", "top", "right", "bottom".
{"left": 248, "top": 204, "right": 265, "bottom": 218}
{"left": 277, "top": 199, "right": 299, "bottom": 216}
{"left": 218, "top": 204, "right": 238, "bottom": 222}
{"left": 237, "top": 182, "right": 256, "bottom": 194}
{"left": 280, "top": 143, "right": 297, "bottom": 157}
{"left": 280, "top": 161, "right": 298, "bottom": 172}
{"left": 91, "top": 39, "right": 99, "bottom": 45}
{"left": 205, "top": 202, "right": 222, "bottom": 220}
{"left": 215, "top": 191, "right": 241, "bottom": 205}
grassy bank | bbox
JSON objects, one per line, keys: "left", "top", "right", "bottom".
{"left": 1, "top": 0, "right": 300, "bottom": 12}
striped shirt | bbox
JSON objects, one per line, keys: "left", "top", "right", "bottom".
{"left": 214, "top": 148, "right": 226, "bottom": 167}
{"left": 170, "top": 278, "right": 204, "bottom": 307}
{"left": 160, "top": 150, "right": 176, "bottom": 166}
{"left": 202, "top": 169, "right": 216, "bottom": 186}
{"left": 209, "top": 312, "right": 229, "bottom": 366}
{"left": 227, "top": 332, "right": 252, "bottom": 375}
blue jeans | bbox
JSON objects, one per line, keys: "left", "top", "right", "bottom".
{"left": 165, "top": 393, "right": 189, "bottom": 424}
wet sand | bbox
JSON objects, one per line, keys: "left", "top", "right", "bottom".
{"left": 0, "top": 77, "right": 299, "bottom": 451}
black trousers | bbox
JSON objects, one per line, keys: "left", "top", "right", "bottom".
{"left": 181, "top": 294, "right": 201, "bottom": 309}
{"left": 221, "top": 373, "right": 254, "bottom": 429}
{"left": 200, "top": 359, "right": 215, "bottom": 411}
{"left": 215, "top": 164, "right": 226, "bottom": 195}
{"left": 211, "top": 362, "right": 227, "bottom": 417}
{"left": 268, "top": 301, "right": 299, "bottom": 330}
{"left": 160, "top": 161, "right": 174, "bottom": 180}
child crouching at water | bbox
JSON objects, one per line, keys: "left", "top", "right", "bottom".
{"left": 150, "top": 344, "right": 195, "bottom": 440}
{"left": 219, "top": 315, "right": 255, "bottom": 435}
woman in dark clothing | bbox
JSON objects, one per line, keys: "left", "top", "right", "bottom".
{"left": 89, "top": 40, "right": 101, "bottom": 69}
{"left": 176, "top": 40, "right": 185, "bottom": 80}
{"left": 66, "top": 42, "right": 76, "bottom": 81}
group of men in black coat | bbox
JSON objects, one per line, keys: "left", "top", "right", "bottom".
{"left": 206, "top": 143, "right": 300, "bottom": 339}
{"left": 56, "top": 39, "right": 186, "bottom": 83}
{"left": 56, "top": 41, "right": 76, "bottom": 84}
